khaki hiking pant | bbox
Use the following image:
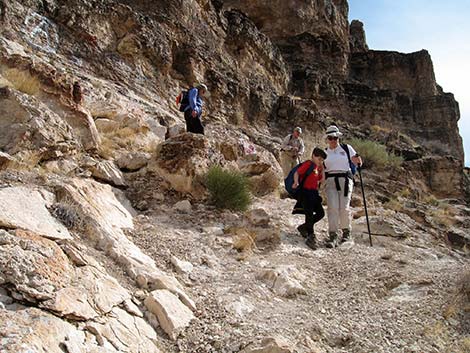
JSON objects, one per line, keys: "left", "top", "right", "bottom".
{"left": 325, "top": 176, "right": 353, "bottom": 234}
{"left": 280, "top": 151, "right": 299, "bottom": 178}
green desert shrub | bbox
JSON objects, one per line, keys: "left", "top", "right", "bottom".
{"left": 206, "top": 166, "right": 251, "bottom": 211}
{"left": 348, "top": 138, "right": 403, "bottom": 170}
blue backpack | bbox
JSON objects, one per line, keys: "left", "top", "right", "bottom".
{"left": 341, "top": 143, "right": 357, "bottom": 175}
{"left": 284, "top": 161, "right": 315, "bottom": 197}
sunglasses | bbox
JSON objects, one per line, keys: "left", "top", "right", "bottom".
{"left": 327, "top": 136, "right": 338, "bottom": 141}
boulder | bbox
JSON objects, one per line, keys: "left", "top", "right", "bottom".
{"left": 90, "top": 160, "right": 127, "bottom": 187}
{"left": 238, "top": 151, "right": 283, "bottom": 197}
{"left": 45, "top": 265, "right": 130, "bottom": 318}
{"left": 246, "top": 208, "right": 270, "bottom": 227}
{"left": 0, "top": 229, "right": 73, "bottom": 302}
{"left": 149, "top": 275, "right": 197, "bottom": 312}
{"left": 249, "top": 168, "right": 281, "bottom": 197}
{"left": 144, "top": 289, "right": 194, "bottom": 340}
{"left": 257, "top": 266, "right": 306, "bottom": 298}
{"left": 117, "top": 152, "right": 151, "bottom": 171}
{"left": 0, "top": 229, "right": 130, "bottom": 320}
{"left": 0, "top": 307, "right": 89, "bottom": 353}
{"left": 171, "top": 256, "right": 194, "bottom": 274}
{"left": 235, "top": 208, "right": 281, "bottom": 245}
{"left": 174, "top": 200, "right": 192, "bottom": 213}
{"left": 225, "top": 296, "right": 255, "bottom": 319}
{"left": 241, "top": 336, "right": 293, "bottom": 353}
{"left": 0, "top": 186, "right": 71, "bottom": 240}
{"left": 167, "top": 124, "right": 185, "bottom": 138}
{"left": 85, "top": 307, "right": 160, "bottom": 353}
{"left": 153, "top": 133, "right": 222, "bottom": 197}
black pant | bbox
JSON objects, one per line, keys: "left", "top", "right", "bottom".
{"left": 294, "top": 190, "right": 325, "bottom": 234}
{"left": 184, "top": 109, "right": 204, "bottom": 135}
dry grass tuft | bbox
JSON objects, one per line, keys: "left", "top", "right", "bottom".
{"left": 458, "top": 271, "right": 470, "bottom": 303}
{"left": 371, "top": 124, "right": 392, "bottom": 134}
{"left": 423, "top": 194, "right": 440, "bottom": 207}
{"left": 443, "top": 271, "right": 470, "bottom": 322}
{"left": 384, "top": 198, "right": 403, "bottom": 212}
{"left": 2, "top": 68, "right": 41, "bottom": 95}
{"left": 97, "top": 123, "right": 156, "bottom": 159}
{"left": 50, "top": 197, "right": 85, "bottom": 230}
{"left": 7, "top": 150, "right": 42, "bottom": 171}
{"left": 430, "top": 207, "right": 457, "bottom": 228}
{"left": 396, "top": 188, "right": 411, "bottom": 198}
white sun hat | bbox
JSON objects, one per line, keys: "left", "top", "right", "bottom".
{"left": 325, "top": 125, "right": 343, "bottom": 138}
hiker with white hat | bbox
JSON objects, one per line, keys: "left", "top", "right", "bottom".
{"left": 280, "top": 127, "right": 305, "bottom": 177}
{"left": 323, "top": 125, "right": 362, "bottom": 248}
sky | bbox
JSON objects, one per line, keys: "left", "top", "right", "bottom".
{"left": 348, "top": 0, "right": 470, "bottom": 166}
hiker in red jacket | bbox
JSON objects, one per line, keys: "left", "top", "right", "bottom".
{"left": 292, "top": 147, "right": 327, "bottom": 250}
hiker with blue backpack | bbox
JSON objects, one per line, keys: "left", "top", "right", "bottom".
{"left": 177, "top": 83, "right": 208, "bottom": 135}
{"left": 323, "top": 125, "right": 363, "bottom": 248}
{"left": 286, "top": 147, "right": 327, "bottom": 250}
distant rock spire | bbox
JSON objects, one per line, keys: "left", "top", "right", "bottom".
{"left": 350, "top": 19, "right": 369, "bottom": 53}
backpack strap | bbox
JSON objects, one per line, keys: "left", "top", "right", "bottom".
{"left": 341, "top": 143, "right": 352, "bottom": 165}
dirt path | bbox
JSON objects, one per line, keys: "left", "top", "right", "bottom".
{"left": 130, "top": 195, "right": 469, "bottom": 353}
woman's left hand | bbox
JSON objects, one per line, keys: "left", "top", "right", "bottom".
{"left": 353, "top": 155, "right": 363, "bottom": 167}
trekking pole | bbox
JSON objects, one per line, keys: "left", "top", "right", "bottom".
{"left": 358, "top": 165, "right": 373, "bottom": 247}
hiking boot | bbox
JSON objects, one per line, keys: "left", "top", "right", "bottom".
{"left": 305, "top": 234, "right": 317, "bottom": 250}
{"left": 296, "top": 224, "right": 309, "bottom": 238}
{"left": 340, "top": 228, "right": 352, "bottom": 244}
{"left": 325, "top": 232, "right": 338, "bottom": 248}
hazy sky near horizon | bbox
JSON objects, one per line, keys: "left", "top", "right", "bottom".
{"left": 348, "top": 0, "right": 470, "bottom": 166}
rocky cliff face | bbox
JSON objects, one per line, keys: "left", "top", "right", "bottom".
{"left": 220, "top": 1, "right": 465, "bottom": 197}
{"left": 0, "top": 1, "right": 468, "bottom": 352}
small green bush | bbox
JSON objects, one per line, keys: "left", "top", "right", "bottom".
{"left": 206, "top": 166, "right": 251, "bottom": 211}
{"left": 348, "top": 138, "right": 403, "bottom": 170}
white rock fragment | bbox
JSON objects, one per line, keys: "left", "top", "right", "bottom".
{"left": 144, "top": 289, "right": 194, "bottom": 340}
{"left": 171, "top": 256, "right": 194, "bottom": 274}
{"left": 123, "top": 298, "right": 143, "bottom": 317}
{"left": 174, "top": 200, "right": 192, "bottom": 213}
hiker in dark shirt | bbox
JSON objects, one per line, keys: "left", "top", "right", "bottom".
{"left": 183, "top": 83, "right": 207, "bottom": 135}
{"left": 292, "top": 147, "right": 327, "bottom": 250}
